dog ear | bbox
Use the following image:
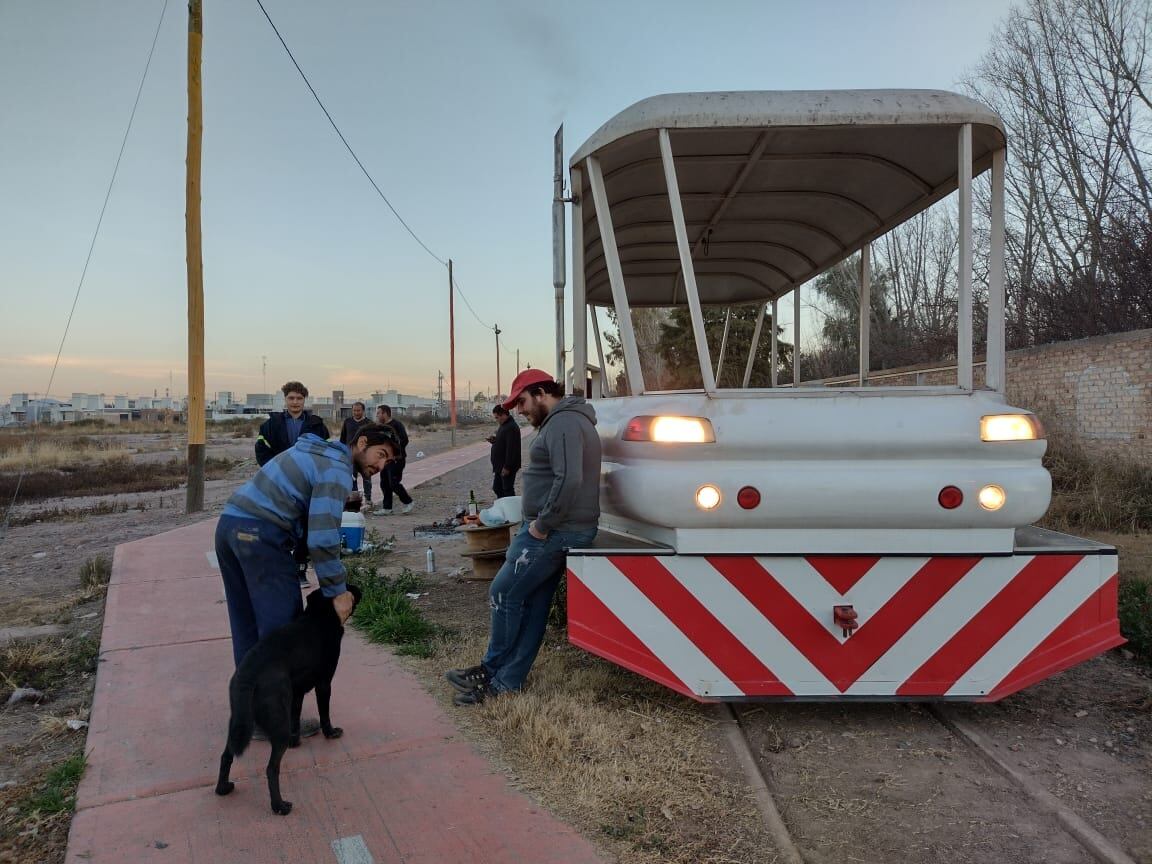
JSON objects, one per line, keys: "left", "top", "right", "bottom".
{"left": 347, "top": 584, "right": 362, "bottom": 604}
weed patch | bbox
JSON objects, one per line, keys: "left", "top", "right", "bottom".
{"left": 348, "top": 564, "right": 448, "bottom": 657}
{"left": 1, "top": 635, "right": 99, "bottom": 695}
{"left": 1118, "top": 575, "right": 1152, "bottom": 663}
{"left": 22, "top": 755, "right": 85, "bottom": 816}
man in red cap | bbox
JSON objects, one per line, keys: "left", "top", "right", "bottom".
{"left": 445, "top": 368, "right": 601, "bottom": 705}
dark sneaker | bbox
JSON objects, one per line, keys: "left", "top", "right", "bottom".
{"left": 445, "top": 664, "right": 490, "bottom": 693}
{"left": 453, "top": 683, "right": 492, "bottom": 706}
{"left": 252, "top": 718, "right": 321, "bottom": 741}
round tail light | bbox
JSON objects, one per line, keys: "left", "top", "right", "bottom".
{"left": 938, "top": 486, "right": 963, "bottom": 509}
{"left": 737, "top": 486, "right": 761, "bottom": 509}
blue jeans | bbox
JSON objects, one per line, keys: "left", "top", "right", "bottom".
{"left": 215, "top": 515, "right": 303, "bottom": 667}
{"left": 482, "top": 523, "right": 597, "bottom": 693}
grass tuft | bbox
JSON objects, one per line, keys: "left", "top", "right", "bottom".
{"left": 21, "top": 754, "right": 86, "bottom": 816}
{"left": 78, "top": 555, "right": 112, "bottom": 590}
{"left": 348, "top": 565, "right": 448, "bottom": 658}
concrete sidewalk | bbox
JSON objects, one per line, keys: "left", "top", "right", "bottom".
{"left": 66, "top": 438, "right": 606, "bottom": 864}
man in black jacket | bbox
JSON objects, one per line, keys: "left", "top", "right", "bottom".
{"left": 255, "top": 381, "right": 330, "bottom": 466}
{"left": 375, "top": 404, "right": 414, "bottom": 515}
{"left": 488, "top": 404, "right": 520, "bottom": 499}
{"left": 339, "top": 401, "right": 374, "bottom": 509}
{"left": 255, "top": 381, "right": 331, "bottom": 583}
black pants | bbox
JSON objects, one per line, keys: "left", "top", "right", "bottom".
{"left": 380, "top": 460, "right": 412, "bottom": 508}
{"left": 351, "top": 468, "right": 373, "bottom": 502}
{"left": 492, "top": 470, "right": 517, "bottom": 499}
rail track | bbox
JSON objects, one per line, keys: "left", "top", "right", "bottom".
{"left": 716, "top": 698, "right": 1144, "bottom": 864}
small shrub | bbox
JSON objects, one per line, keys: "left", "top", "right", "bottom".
{"left": 79, "top": 555, "right": 112, "bottom": 590}
{"left": 1118, "top": 576, "right": 1152, "bottom": 663}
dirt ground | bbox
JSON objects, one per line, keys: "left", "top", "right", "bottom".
{"left": 1, "top": 424, "right": 1150, "bottom": 863}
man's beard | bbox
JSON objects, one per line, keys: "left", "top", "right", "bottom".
{"left": 526, "top": 403, "right": 548, "bottom": 428}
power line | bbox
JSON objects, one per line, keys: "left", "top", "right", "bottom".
{"left": 255, "top": 1, "right": 516, "bottom": 346}
{"left": 1, "top": 0, "right": 170, "bottom": 541}
{"left": 255, "top": 0, "right": 447, "bottom": 266}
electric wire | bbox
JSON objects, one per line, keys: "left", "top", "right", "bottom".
{"left": 1, "top": 0, "right": 170, "bottom": 541}
{"left": 255, "top": 1, "right": 518, "bottom": 354}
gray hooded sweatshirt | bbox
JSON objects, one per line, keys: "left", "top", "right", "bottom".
{"left": 521, "top": 396, "right": 601, "bottom": 534}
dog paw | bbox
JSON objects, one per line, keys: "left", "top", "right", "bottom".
{"left": 272, "top": 799, "right": 293, "bottom": 815}
{"left": 288, "top": 736, "right": 301, "bottom": 748}
{"left": 214, "top": 782, "right": 235, "bottom": 796}
{"left": 323, "top": 726, "right": 343, "bottom": 739}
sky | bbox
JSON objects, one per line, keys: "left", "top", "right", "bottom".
{"left": 0, "top": 0, "right": 1016, "bottom": 402}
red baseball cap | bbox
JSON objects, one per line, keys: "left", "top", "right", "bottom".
{"left": 502, "top": 368, "right": 555, "bottom": 410}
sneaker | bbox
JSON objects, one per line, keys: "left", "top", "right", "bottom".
{"left": 402, "top": 502, "right": 416, "bottom": 515}
{"left": 375, "top": 507, "right": 393, "bottom": 516}
{"left": 452, "top": 683, "right": 492, "bottom": 706}
{"left": 252, "top": 718, "right": 321, "bottom": 741}
{"left": 445, "top": 664, "right": 490, "bottom": 693}
{"left": 361, "top": 500, "right": 374, "bottom": 513}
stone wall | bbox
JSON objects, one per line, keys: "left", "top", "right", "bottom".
{"left": 813, "top": 329, "right": 1152, "bottom": 465}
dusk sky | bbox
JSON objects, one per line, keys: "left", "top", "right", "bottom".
{"left": 0, "top": 0, "right": 1014, "bottom": 402}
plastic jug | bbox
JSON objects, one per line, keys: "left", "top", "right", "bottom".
{"left": 340, "top": 511, "right": 366, "bottom": 552}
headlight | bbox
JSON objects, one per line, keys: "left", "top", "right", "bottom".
{"left": 623, "top": 415, "right": 716, "bottom": 443}
{"left": 981, "top": 414, "right": 1044, "bottom": 442}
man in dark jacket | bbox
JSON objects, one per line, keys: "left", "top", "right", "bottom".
{"left": 339, "top": 401, "right": 374, "bottom": 509}
{"left": 255, "top": 381, "right": 330, "bottom": 466}
{"left": 375, "top": 404, "right": 414, "bottom": 515}
{"left": 445, "top": 369, "right": 600, "bottom": 705}
{"left": 488, "top": 404, "right": 521, "bottom": 499}
{"left": 255, "top": 381, "right": 331, "bottom": 583}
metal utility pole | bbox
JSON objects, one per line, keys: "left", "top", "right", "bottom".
{"left": 553, "top": 125, "right": 566, "bottom": 385}
{"left": 185, "top": 0, "right": 206, "bottom": 513}
{"left": 261, "top": 355, "right": 267, "bottom": 394}
{"left": 494, "top": 324, "right": 502, "bottom": 396}
{"left": 448, "top": 260, "right": 457, "bottom": 446}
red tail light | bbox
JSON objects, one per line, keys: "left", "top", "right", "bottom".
{"left": 737, "top": 486, "right": 761, "bottom": 510}
{"left": 938, "top": 486, "right": 963, "bottom": 509}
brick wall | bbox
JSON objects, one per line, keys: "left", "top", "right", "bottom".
{"left": 812, "top": 329, "right": 1152, "bottom": 465}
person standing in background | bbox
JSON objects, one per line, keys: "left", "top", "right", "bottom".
{"left": 340, "top": 401, "right": 374, "bottom": 511}
{"left": 488, "top": 404, "right": 521, "bottom": 499}
{"left": 255, "top": 381, "right": 330, "bottom": 585}
{"left": 375, "top": 404, "right": 415, "bottom": 515}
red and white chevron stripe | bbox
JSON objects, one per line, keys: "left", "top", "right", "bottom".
{"left": 567, "top": 552, "right": 1122, "bottom": 701}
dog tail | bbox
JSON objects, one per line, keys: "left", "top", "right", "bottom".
{"left": 227, "top": 674, "right": 256, "bottom": 756}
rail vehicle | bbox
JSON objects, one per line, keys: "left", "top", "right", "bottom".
{"left": 550, "top": 90, "right": 1122, "bottom": 701}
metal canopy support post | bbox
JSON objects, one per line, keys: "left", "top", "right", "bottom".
{"left": 659, "top": 128, "right": 717, "bottom": 393}
{"left": 771, "top": 298, "right": 779, "bottom": 387}
{"left": 858, "top": 244, "right": 871, "bottom": 386}
{"left": 587, "top": 155, "right": 646, "bottom": 394}
{"left": 571, "top": 165, "right": 587, "bottom": 395}
{"left": 715, "top": 307, "right": 732, "bottom": 385}
{"left": 957, "top": 123, "right": 974, "bottom": 391}
{"left": 554, "top": 126, "right": 566, "bottom": 384}
{"left": 590, "top": 306, "right": 608, "bottom": 397}
{"left": 792, "top": 286, "right": 801, "bottom": 386}
{"left": 986, "top": 148, "right": 1006, "bottom": 393}
{"left": 742, "top": 302, "right": 767, "bottom": 388}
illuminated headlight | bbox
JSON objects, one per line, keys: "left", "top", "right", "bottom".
{"left": 695, "top": 485, "right": 721, "bottom": 510}
{"left": 624, "top": 415, "right": 716, "bottom": 443}
{"left": 978, "top": 485, "right": 1006, "bottom": 511}
{"left": 981, "top": 414, "right": 1044, "bottom": 442}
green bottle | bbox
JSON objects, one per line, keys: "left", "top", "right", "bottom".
{"left": 467, "top": 490, "right": 478, "bottom": 517}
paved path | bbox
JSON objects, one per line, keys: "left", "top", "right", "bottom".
{"left": 65, "top": 436, "right": 606, "bottom": 864}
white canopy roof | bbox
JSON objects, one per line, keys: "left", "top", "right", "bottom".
{"left": 571, "top": 90, "right": 1006, "bottom": 307}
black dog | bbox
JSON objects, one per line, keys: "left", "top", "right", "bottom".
{"left": 214, "top": 585, "right": 361, "bottom": 815}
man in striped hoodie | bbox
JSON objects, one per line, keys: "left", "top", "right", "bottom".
{"left": 216, "top": 423, "right": 398, "bottom": 677}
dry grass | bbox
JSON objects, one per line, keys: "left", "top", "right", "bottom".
{"left": 1041, "top": 429, "right": 1152, "bottom": 533}
{"left": 0, "top": 455, "right": 237, "bottom": 502}
{"left": 409, "top": 633, "right": 778, "bottom": 864}
{"left": 0, "top": 439, "right": 130, "bottom": 471}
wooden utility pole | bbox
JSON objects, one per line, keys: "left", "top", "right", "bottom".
{"left": 494, "top": 324, "right": 502, "bottom": 397}
{"left": 448, "top": 260, "right": 457, "bottom": 447}
{"left": 185, "top": 0, "right": 206, "bottom": 512}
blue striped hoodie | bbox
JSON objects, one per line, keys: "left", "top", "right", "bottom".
{"left": 223, "top": 433, "right": 353, "bottom": 596}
